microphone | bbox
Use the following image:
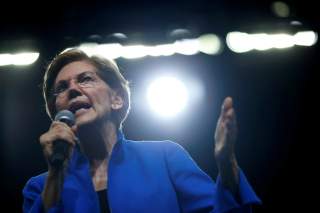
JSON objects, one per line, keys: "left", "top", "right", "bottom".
{"left": 50, "top": 110, "right": 75, "bottom": 168}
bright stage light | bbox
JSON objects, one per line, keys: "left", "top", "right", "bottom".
{"left": 70, "top": 33, "right": 221, "bottom": 59}
{"left": 294, "top": 31, "right": 318, "bottom": 46}
{"left": 147, "top": 76, "right": 188, "bottom": 117}
{"left": 0, "top": 52, "right": 39, "bottom": 66}
{"left": 226, "top": 31, "right": 317, "bottom": 53}
{"left": 226, "top": 32, "right": 253, "bottom": 53}
{"left": 198, "top": 34, "right": 222, "bottom": 55}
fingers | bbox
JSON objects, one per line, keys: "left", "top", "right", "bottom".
{"left": 222, "top": 96, "right": 233, "bottom": 113}
{"left": 41, "top": 122, "right": 77, "bottom": 145}
{"left": 219, "top": 97, "right": 237, "bottom": 133}
{"left": 71, "top": 125, "right": 78, "bottom": 134}
{"left": 220, "top": 97, "right": 235, "bottom": 120}
{"left": 225, "top": 108, "right": 237, "bottom": 130}
{"left": 39, "top": 121, "right": 77, "bottom": 160}
{"left": 214, "top": 97, "right": 238, "bottom": 159}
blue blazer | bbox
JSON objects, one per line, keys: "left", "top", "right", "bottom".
{"left": 23, "top": 131, "right": 261, "bottom": 213}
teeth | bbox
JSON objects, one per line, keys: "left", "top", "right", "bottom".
{"left": 75, "top": 107, "right": 90, "bottom": 113}
{"left": 70, "top": 103, "right": 91, "bottom": 113}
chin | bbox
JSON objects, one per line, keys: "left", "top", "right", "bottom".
{"left": 75, "top": 113, "right": 97, "bottom": 127}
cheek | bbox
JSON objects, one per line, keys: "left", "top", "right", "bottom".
{"left": 94, "top": 89, "right": 113, "bottom": 110}
{"left": 55, "top": 97, "right": 68, "bottom": 111}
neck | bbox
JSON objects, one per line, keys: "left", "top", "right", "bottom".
{"left": 77, "top": 120, "right": 118, "bottom": 161}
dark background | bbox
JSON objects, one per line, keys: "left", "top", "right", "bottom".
{"left": 0, "top": 0, "right": 318, "bottom": 212}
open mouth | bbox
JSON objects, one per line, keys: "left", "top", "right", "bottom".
{"left": 69, "top": 102, "right": 92, "bottom": 114}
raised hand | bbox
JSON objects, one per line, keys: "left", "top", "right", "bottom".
{"left": 214, "top": 97, "right": 239, "bottom": 195}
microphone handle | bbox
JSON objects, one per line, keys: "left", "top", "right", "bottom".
{"left": 50, "top": 140, "right": 70, "bottom": 168}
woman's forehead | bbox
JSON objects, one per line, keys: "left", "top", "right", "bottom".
{"left": 54, "top": 61, "right": 97, "bottom": 83}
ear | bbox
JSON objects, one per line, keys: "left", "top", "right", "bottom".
{"left": 111, "top": 91, "right": 124, "bottom": 110}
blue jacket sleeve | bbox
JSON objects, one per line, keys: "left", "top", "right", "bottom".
{"left": 22, "top": 176, "right": 62, "bottom": 213}
{"left": 164, "top": 141, "right": 261, "bottom": 213}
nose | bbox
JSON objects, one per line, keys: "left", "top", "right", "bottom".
{"left": 67, "top": 80, "right": 82, "bottom": 100}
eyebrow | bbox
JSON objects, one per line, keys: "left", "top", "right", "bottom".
{"left": 54, "top": 70, "right": 97, "bottom": 87}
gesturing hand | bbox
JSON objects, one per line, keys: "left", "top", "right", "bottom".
{"left": 214, "top": 97, "right": 238, "bottom": 162}
{"left": 214, "top": 97, "right": 239, "bottom": 194}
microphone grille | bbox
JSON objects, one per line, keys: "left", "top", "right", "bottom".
{"left": 54, "top": 110, "right": 75, "bottom": 127}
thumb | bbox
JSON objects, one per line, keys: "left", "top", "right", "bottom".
{"left": 222, "top": 97, "right": 233, "bottom": 113}
{"left": 71, "top": 125, "right": 78, "bottom": 134}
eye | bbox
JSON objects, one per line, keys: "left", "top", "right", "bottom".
{"left": 78, "top": 73, "right": 95, "bottom": 83}
{"left": 53, "top": 82, "right": 68, "bottom": 95}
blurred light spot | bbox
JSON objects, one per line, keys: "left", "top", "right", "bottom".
{"left": 147, "top": 76, "right": 188, "bottom": 117}
{"left": 169, "top": 29, "right": 192, "bottom": 39}
{"left": 72, "top": 33, "right": 221, "bottom": 59}
{"left": 174, "top": 39, "right": 199, "bottom": 55}
{"left": 0, "top": 52, "right": 39, "bottom": 66}
{"left": 198, "top": 34, "right": 222, "bottom": 55}
{"left": 226, "top": 32, "right": 253, "bottom": 53}
{"left": 77, "top": 43, "right": 99, "bottom": 56}
{"left": 110, "top": 33, "right": 128, "bottom": 40}
{"left": 121, "top": 45, "right": 148, "bottom": 59}
{"left": 270, "top": 34, "right": 294, "bottom": 48}
{"left": 226, "top": 31, "right": 317, "bottom": 53}
{"left": 290, "top": 20, "right": 302, "bottom": 26}
{"left": 88, "top": 34, "right": 103, "bottom": 41}
{"left": 149, "top": 44, "right": 175, "bottom": 57}
{"left": 96, "top": 43, "right": 123, "bottom": 59}
{"left": 0, "top": 54, "right": 11, "bottom": 66}
{"left": 294, "top": 31, "right": 318, "bottom": 46}
{"left": 251, "top": 33, "right": 272, "bottom": 50}
{"left": 271, "top": 1, "right": 290, "bottom": 18}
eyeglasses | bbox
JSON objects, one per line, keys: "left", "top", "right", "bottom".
{"left": 52, "top": 71, "right": 102, "bottom": 98}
